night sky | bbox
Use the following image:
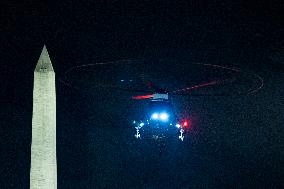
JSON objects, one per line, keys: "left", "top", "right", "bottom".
{"left": 0, "top": 0, "right": 284, "bottom": 188}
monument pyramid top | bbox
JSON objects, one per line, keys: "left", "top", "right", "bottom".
{"left": 35, "top": 45, "right": 54, "bottom": 72}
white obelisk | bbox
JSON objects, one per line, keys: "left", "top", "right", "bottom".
{"left": 30, "top": 45, "right": 57, "bottom": 189}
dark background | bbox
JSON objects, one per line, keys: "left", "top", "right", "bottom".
{"left": 0, "top": 0, "right": 283, "bottom": 188}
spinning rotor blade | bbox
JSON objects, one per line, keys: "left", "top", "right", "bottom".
{"left": 132, "top": 94, "right": 154, "bottom": 100}
{"left": 173, "top": 93, "right": 230, "bottom": 97}
{"left": 170, "top": 80, "right": 219, "bottom": 94}
{"left": 169, "top": 80, "right": 229, "bottom": 96}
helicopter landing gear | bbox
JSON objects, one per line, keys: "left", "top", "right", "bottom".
{"left": 135, "top": 127, "right": 141, "bottom": 139}
{"left": 178, "top": 128, "right": 184, "bottom": 141}
{"left": 133, "top": 120, "right": 144, "bottom": 139}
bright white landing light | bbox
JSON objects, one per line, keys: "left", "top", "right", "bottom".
{"left": 151, "top": 113, "right": 159, "bottom": 119}
{"left": 175, "top": 123, "right": 181, "bottom": 128}
{"left": 160, "top": 113, "right": 169, "bottom": 121}
{"left": 139, "top": 122, "right": 145, "bottom": 127}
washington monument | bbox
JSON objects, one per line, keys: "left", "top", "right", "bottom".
{"left": 30, "top": 46, "right": 57, "bottom": 189}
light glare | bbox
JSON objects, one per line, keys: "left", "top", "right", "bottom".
{"left": 151, "top": 113, "right": 159, "bottom": 119}
{"left": 160, "top": 113, "right": 169, "bottom": 121}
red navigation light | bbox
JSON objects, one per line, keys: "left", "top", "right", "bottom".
{"left": 182, "top": 120, "right": 190, "bottom": 129}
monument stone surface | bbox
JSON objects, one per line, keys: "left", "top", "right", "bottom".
{"left": 30, "top": 46, "right": 57, "bottom": 189}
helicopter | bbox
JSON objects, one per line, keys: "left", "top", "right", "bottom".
{"left": 131, "top": 93, "right": 189, "bottom": 141}
{"left": 60, "top": 60, "right": 263, "bottom": 142}
{"left": 129, "top": 80, "right": 219, "bottom": 141}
